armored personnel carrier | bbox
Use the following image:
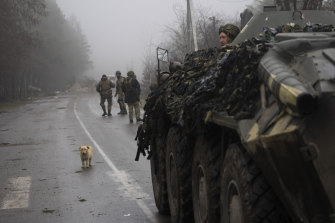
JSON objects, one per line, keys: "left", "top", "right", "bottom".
{"left": 136, "top": 9, "right": 335, "bottom": 223}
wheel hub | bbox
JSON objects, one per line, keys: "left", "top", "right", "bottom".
{"left": 228, "top": 181, "right": 243, "bottom": 223}
{"left": 196, "top": 165, "right": 208, "bottom": 222}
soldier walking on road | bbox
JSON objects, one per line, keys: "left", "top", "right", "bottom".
{"left": 114, "top": 71, "right": 127, "bottom": 115}
{"left": 96, "top": 74, "right": 115, "bottom": 116}
{"left": 122, "top": 71, "right": 142, "bottom": 123}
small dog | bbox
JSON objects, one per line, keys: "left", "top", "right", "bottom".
{"left": 79, "top": 146, "right": 93, "bottom": 168}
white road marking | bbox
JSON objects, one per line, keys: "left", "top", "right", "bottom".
{"left": 1, "top": 176, "right": 32, "bottom": 209}
{"left": 74, "top": 103, "right": 156, "bottom": 221}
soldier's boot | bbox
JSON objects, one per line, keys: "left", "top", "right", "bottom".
{"left": 101, "top": 107, "right": 107, "bottom": 116}
{"left": 136, "top": 118, "right": 143, "bottom": 122}
{"left": 108, "top": 108, "right": 112, "bottom": 116}
{"left": 121, "top": 108, "right": 127, "bottom": 115}
{"left": 117, "top": 102, "right": 122, "bottom": 115}
{"left": 122, "top": 104, "right": 128, "bottom": 114}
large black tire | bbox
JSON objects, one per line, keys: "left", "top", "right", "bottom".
{"left": 150, "top": 136, "right": 170, "bottom": 214}
{"left": 150, "top": 118, "right": 169, "bottom": 214}
{"left": 220, "top": 144, "right": 291, "bottom": 223}
{"left": 166, "top": 127, "right": 194, "bottom": 223}
{"left": 192, "top": 136, "right": 221, "bottom": 223}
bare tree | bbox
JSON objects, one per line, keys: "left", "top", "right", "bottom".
{"left": 303, "top": 0, "right": 324, "bottom": 10}
{"left": 196, "top": 8, "right": 221, "bottom": 49}
{"left": 163, "top": 7, "right": 238, "bottom": 61}
{"left": 141, "top": 45, "right": 158, "bottom": 98}
{"left": 141, "top": 6, "right": 240, "bottom": 95}
{"left": 322, "top": 0, "right": 335, "bottom": 10}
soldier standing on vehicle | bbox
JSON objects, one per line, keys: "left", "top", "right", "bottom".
{"left": 122, "top": 71, "right": 142, "bottom": 123}
{"left": 219, "top": 24, "right": 240, "bottom": 47}
{"left": 96, "top": 74, "right": 115, "bottom": 116}
{"left": 114, "top": 71, "right": 127, "bottom": 115}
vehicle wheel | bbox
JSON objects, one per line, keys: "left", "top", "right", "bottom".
{"left": 166, "top": 127, "right": 194, "bottom": 223}
{"left": 150, "top": 136, "right": 169, "bottom": 214}
{"left": 220, "top": 144, "right": 290, "bottom": 223}
{"left": 192, "top": 136, "right": 221, "bottom": 223}
{"left": 150, "top": 118, "right": 169, "bottom": 214}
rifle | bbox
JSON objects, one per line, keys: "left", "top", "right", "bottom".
{"left": 134, "top": 124, "right": 146, "bottom": 161}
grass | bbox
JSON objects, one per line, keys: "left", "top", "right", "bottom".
{"left": 0, "top": 91, "right": 58, "bottom": 112}
{"left": 42, "top": 209, "right": 55, "bottom": 214}
{"left": 0, "top": 100, "right": 28, "bottom": 112}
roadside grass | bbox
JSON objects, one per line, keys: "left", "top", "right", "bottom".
{"left": 42, "top": 209, "right": 55, "bottom": 214}
{"left": 0, "top": 99, "right": 29, "bottom": 113}
{"left": 0, "top": 91, "right": 58, "bottom": 113}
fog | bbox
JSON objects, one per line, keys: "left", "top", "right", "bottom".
{"left": 55, "top": 0, "right": 254, "bottom": 80}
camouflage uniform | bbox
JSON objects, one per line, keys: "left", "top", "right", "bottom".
{"left": 96, "top": 74, "right": 114, "bottom": 116}
{"left": 114, "top": 71, "right": 127, "bottom": 115}
{"left": 122, "top": 71, "right": 142, "bottom": 123}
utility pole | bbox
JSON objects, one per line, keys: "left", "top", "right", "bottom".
{"left": 209, "top": 16, "right": 217, "bottom": 46}
{"left": 209, "top": 16, "right": 216, "bottom": 33}
{"left": 186, "top": 0, "right": 198, "bottom": 52}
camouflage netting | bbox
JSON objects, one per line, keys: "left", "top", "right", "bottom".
{"left": 165, "top": 41, "right": 265, "bottom": 124}
{"left": 135, "top": 23, "right": 335, "bottom": 160}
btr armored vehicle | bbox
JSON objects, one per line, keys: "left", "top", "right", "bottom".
{"left": 136, "top": 9, "right": 335, "bottom": 223}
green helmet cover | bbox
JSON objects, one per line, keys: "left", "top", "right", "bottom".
{"left": 127, "top": 71, "right": 135, "bottom": 77}
{"left": 219, "top": 24, "right": 240, "bottom": 40}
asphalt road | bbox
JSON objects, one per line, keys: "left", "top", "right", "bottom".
{"left": 0, "top": 91, "right": 170, "bottom": 223}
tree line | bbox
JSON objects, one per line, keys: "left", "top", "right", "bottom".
{"left": 140, "top": 0, "right": 335, "bottom": 97}
{"left": 0, "top": 0, "right": 91, "bottom": 100}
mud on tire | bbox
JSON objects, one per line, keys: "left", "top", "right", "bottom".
{"left": 150, "top": 136, "right": 169, "bottom": 214}
{"left": 166, "top": 127, "right": 194, "bottom": 223}
{"left": 150, "top": 117, "right": 169, "bottom": 214}
{"left": 192, "top": 135, "right": 221, "bottom": 223}
{"left": 220, "top": 144, "right": 290, "bottom": 223}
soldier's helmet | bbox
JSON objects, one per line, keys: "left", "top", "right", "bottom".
{"left": 169, "top": 61, "right": 184, "bottom": 73}
{"left": 219, "top": 24, "right": 240, "bottom": 41}
{"left": 159, "top": 72, "right": 170, "bottom": 83}
{"left": 127, "top": 71, "right": 135, "bottom": 77}
{"left": 102, "top": 74, "right": 107, "bottom": 78}
{"left": 115, "top": 71, "right": 121, "bottom": 76}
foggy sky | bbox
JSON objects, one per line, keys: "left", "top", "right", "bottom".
{"left": 55, "top": 0, "right": 254, "bottom": 80}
